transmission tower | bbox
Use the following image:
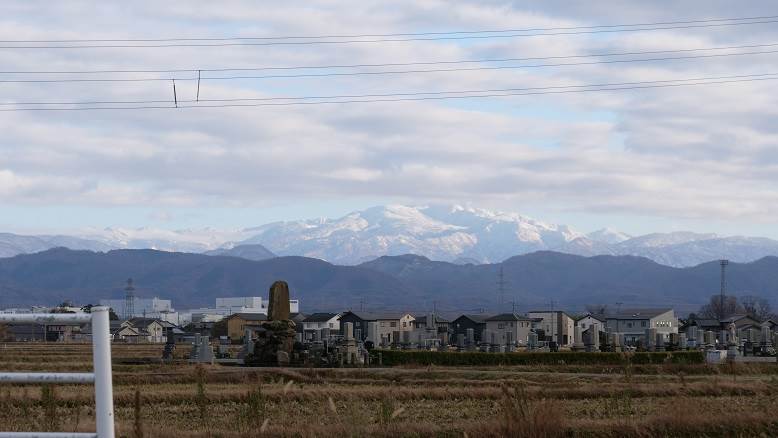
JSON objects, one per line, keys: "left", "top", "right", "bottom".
{"left": 719, "top": 260, "right": 729, "bottom": 320}
{"left": 124, "top": 278, "right": 135, "bottom": 320}
{"left": 497, "top": 266, "right": 507, "bottom": 308}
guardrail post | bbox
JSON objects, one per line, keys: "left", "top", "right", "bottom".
{"left": 91, "top": 307, "right": 115, "bottom": 438}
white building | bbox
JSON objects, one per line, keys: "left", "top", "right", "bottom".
{"left": 603, "top": 308, "right": 678, "bottom": 345}
{"left": 99, "top": 297, "right": 179, "bottom": 324}
{"left": 187, "top": 297, "right": 300, "bottom": 323}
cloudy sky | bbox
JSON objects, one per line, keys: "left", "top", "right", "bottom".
{"left": 2, "top": 1, "right": 778, "bottom": 237}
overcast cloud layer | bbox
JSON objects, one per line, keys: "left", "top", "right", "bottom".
{"left": 2, "top": 1, "right": 778, "bottom": 235}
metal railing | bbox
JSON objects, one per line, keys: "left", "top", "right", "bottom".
{"left": 0, "top": 307, "right": 115, "bottom": 438}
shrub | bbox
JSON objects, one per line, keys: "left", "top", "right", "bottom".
{"left": 375, "top": 350, "right": 704, "bottom": 367}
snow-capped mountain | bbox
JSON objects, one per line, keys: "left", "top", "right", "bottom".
{"left": 4, "top": 205, "right": 778, "bottom": 267}
{"left": 0, "top": 233, "right": 114, "bottom": 257}
{"left": 239, "top": 205, "right": 584, "bottom": 265}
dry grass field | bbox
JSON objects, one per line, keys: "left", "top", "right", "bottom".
{"left": 1, "top": 343, "right": 777, "bottom": 437}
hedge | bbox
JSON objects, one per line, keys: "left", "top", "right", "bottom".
{"left": 374, "top": 350, "right": 704, "bottom": 367}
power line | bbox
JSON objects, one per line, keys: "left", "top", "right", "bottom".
{"left": 4, "top": 15, "right": 777, "bottom": 43}
{"left": 2, "top": 46, "right": 778, "bottom": 84}
{"left": 4, "top": 41, "right": 778, "bottom": 75}
{"left": 1, "top": 72, "right": 776, "bottom": 111}
{"left": 2, "top": 17, "right": 778, "bottom": 49}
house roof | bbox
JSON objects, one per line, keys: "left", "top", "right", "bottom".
{"left": 453, "top": 314, "right": 491, "bottom": 324}
{"left": 486, "top": 313, "right": 534, "bottom": 322}
{"left": 576, "top": 313, "right": 605, "bottom": 322}
{"left": 527, "top": 310, "right": 576, "bottom": 320}
{"left": 228, "top": 313, "right": 268, "bottom": 322}
{"left": 413, "top": 314, "right": 450, "bottom": 323}
{"left": 303, "top": 312, "right": 339, "bottom": 323}
{"left": 605, "top": 308, "right": 673, "bottom": 320}
{"left": 721, "top": 314, "right": 758, "bottom": 324}
{"left": 339, "top": 311, "right": 412, "bottom": 321}
{"left": 126, "top": 317, "right": 162, "bottom": 327}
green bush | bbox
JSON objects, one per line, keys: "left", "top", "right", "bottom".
{"left": 374, "top": 350, "right": 704, "bottom": 367}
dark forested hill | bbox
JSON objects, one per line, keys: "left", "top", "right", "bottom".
{"left": 1, "top": 248, "right": 776, "bottom": 313}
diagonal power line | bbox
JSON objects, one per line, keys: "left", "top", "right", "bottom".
{"left": 1, "top": 16, "right": 777, "bottom": 48}
{"left": 1, "top": 72, "right": 776, "bottom": 111}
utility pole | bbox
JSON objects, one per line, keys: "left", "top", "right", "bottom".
{"left": 720, "top": 259, "right": 729, "bottom": 320}
{"left": 497, "top": 266, "right": 507, "bottom": 308}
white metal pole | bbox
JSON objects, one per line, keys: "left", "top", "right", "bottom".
{"left": 90, "top": 307, "right": 115, "bottom": 438}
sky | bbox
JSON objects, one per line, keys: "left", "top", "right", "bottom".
{"left": 2, "top": 1, "right": 778, "bottom": 238}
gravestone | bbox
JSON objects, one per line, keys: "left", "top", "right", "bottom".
{"left": 760, "top": 322, "right": 772, "bottom": 351}
{"left": 655, "top": 333, "right": 665, "bottom": 352}
{"left": 572, "top": 325, "right": 584, "bottom": 351}
{"left": 687, "top": 326, "right": 698, "bottom": 349}
{"left": 244, "top": 281, "right": 297, "bottom": 366}
{"left": 645, "top": 328, "right": 656, "bottom": 351}
{"left": 678, "top": 333, "right": 687, "bottom": 351}
{"left": 267, "top": 281, "right": 290, "bottom": 321}
{"left": 527, "top": 332, "right": 539, "bottom": 351}
{"left": 583, "top": 327, "right": 598, "bottom": 352}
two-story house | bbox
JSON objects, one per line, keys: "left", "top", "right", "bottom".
{"left": 603, "top": 308, "right": 677, "bottom": 345}
{"left": 484, "top": 313, "right": 534, "bottom": 346}
{"left": 338, "top": 311, "right": 414, "bottom": 345}
{"left": 527, "top": 311, "right": 576, "bottom": 347}
{"left": 301, "top": 313, "right": 341, "bottom": 341}
{"left": 451, "top": 314, "right": 490, "bottom": 344}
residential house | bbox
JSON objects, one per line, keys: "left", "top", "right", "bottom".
{"left": 527, "top": 311, "right": 576, "bottom": 347}
{"left": 412, "top": 314, "right": 450, "bottom": 333}
{"left": 338, "top": 311, "right": 415, "bottom": 344}
{"left": 301, "top": 313, "right": 341, "bottom": 341}
{"left": 576, "top": 314, "right": 605, "bottom": 335}
{"left": 603, "top": 308, "right": 677, "bottom": 345}
{"left": 451, "top": 314, "right": 490, "bottom": 344}
{"left": 225, "top": 313, "right": 267, "bottom": 341}
{"left": 116, "top": 318, "right": 170, "bottom": 343}
{"left": 484, "top": 313, "right": 534, "bottom": 346}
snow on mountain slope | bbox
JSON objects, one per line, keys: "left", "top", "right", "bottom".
{"left": 0, "top": 233, "right": 114, "bottom": 258}
{"left": 5, "top": 205, "right": 778, "bottom": 267}
{"left": 587, "top": 228, "right": 632, "bottom": 245}
{"left": 240, "top": 205, "right": 584, "bottom": 264}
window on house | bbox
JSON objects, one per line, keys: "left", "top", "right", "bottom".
{"left": 390, "top": 322, "right": 397, "bottom": 328}
{"left": 329, "top": 323, "right": 334, "bottom": 328}
{"left": 380, "top": 322, "right": 385, "bottom": 327}
{"left": 641, "top": 321, "right": 647, "bottom": 327}
{"left": 498, "top": 323, "right": 505, "bottom": 329}
{"left": 402, "top": 322, "right": 406, "bottom": 327}
{"left": 627, "top": 322, "right": 633, "bottom": 328}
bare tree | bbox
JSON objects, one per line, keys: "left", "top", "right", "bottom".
{"left": 585, "top": 304, "right": 609, "bottom": 316}
{"left": 740, "top": 295, "right": 775, "bottom": 321}
{"left": 698, "top": 295, "right": 743, "bottom": 320}
{"left": 0, "top": 323, "right": 10, "bottom": 342}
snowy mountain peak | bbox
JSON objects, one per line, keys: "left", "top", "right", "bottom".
{"left": 587, "top": 228, "right": 632, "bottom": 245}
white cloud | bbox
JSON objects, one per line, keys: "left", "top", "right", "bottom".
{"left": 1, "top": 0, "right": 778, "bottom": 227}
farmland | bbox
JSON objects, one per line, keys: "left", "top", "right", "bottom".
{"left": 1, "top": 343, "right": 777, "bottom": 437}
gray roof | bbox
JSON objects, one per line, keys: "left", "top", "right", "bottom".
{"left": 414, "top": 314, "right": 450, "bottom": 323}
{"left": 453, "top": 314, "right": 491, "bottom": 324}
{"left": 228, "top": 313, "right": 268, "bottom": 322}
{"left": 605, "top": 308, "right": 673, "bottom": 320}
{"left": 486, "top": 313, "right": 534, "bottom": 322}
{"left": 339, "top": 311, "right": 411, "bottom": 321}
{"left": 303, "top": 312, "right": 339, "bottom": 323}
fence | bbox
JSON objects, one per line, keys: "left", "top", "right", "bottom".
{"left": 0, "top": 307, "right": 115, "bottom": 438}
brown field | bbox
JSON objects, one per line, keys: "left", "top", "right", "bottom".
{"left": 1, "top": 343, "right": 777, "bottom": 437}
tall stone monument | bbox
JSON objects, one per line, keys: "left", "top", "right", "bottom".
{"left": 245, "top": 281, "right": 297, "bottom": 367}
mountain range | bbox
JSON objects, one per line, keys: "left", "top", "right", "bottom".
{"left": 3, "top": 205, "right": 778, "bottom": 267}
{"left": 1, "top": 248, "right": 776, "bottom": 313}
